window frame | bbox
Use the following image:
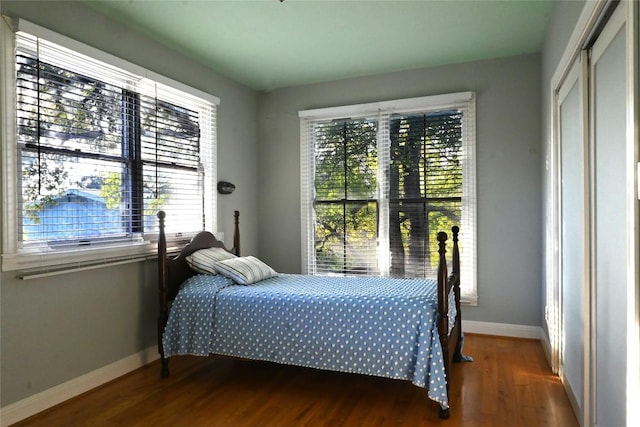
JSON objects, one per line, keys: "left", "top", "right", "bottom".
{"left": 300, "top": 92, "right": 478, "bottom": 304}
{"left": 0, "top": 18, "right": 219, "bottom": 273}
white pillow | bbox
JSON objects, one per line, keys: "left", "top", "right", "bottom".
{"left": 213, "top": 256, "right": 277, "bottom": 285}
{"left": 186, "top": 247, "right": 237, "bottom": 275}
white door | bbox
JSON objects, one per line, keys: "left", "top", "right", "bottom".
{"left": 558, "top": 55, "right": 588, "bottom": 424}
{"left": 589, "top": 4, "right": 627, "bottom": 426}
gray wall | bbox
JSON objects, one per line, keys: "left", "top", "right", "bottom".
{"left": 257, "top": 53, "right": 543, "bottom": 326}
{"left": 0, "top": 1, "right": 259, "bottom": 407}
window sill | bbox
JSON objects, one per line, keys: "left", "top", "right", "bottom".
{"left": 3, "top": 239, "right": 164, "bottom": 275}
{"left": 461, "top": 295, "right": 478, "bottom": 307}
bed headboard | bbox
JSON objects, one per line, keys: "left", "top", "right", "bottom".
{"left": 157, "top": 210, "right": 240, "bottom": 320}
{"left": 156, "top": 210, "right": 239, "bottom": 375}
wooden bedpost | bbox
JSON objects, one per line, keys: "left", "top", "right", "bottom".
{"left": 233, "top": 210, "right": 240, "bottom": 256}
{"left": 436, "top": 231, "right": 451, "bottom": 419}
{"left": 451, "top": 226, "right": 460, "bottom": 278}
{"left": 157, "top": 211, "right": 170, "bottom": 378}
{"left": 437, "top": 231, "right": 449, "bottom": 339}
{"left": 451, "top": 226, "right": 464, "bottom": 363}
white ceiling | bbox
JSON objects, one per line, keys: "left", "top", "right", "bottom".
{"left": 85, "top": 0, "right": 555, "bottom": 91}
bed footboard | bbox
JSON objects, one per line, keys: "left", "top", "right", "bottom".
{"left": 436, "top": 226, "right": 468, "bottom": 419}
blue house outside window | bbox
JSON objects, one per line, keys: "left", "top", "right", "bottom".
{"left": 22, "top": 189, "right": 126, "bottom": 243}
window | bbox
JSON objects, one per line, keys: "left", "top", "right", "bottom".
{"left": 300, "top": 93, "right": 477, "bottom": 303}
{"left": 1, "top": 20, "right": 218, "bottom": 272}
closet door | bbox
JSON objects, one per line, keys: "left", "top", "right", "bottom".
{"left": 558, "top": 56, "right": 587, "bottom": 423}
{"left": 590, "top": 5, "right": 627, "bottom": 426}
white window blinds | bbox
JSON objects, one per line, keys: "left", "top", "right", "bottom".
{"left": 300, "top": 93, "right": 477, "bottom": 304}
{"left": 2, "top": 20, "right": 218, "bottom": 272}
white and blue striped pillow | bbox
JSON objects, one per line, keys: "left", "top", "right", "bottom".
{"left": 186, "top": 247, "right": 237, "bottom": 275}
{"left": 213, "top": 256, "right": 277, "bottom": 285}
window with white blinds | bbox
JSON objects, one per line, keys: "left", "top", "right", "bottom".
{"left": 1, "top": 20, "right": 218, "bottom": 272}
{"left": 300, "top": 93, "right": 477, "bottom": 304}
{"left": 313, "top": 118, "right": 379, "bottom": 275}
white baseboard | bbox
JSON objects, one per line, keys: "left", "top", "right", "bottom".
{"left": 540, "top": 331, "right": 553, "bottom": 367}
{"left": 0, "top": 346, "right": 159, "bottom": 427}
{"left": 1, "top": 321, "right": 543, "bottom": 426}
{"left": 462, "top": 320, "right": 544, "bottom": 340}
{"left": 560, "top": 371, "right": 583, "bottom": 426}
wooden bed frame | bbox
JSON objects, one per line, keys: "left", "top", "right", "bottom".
{"left": 156, "top": 210, "right": 465, "bottom": 419}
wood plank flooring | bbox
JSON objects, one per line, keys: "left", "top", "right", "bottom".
{"left": 12, "top": 334, "right": 578, "bottom": 426}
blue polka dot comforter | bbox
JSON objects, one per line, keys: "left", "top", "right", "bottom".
{"left": 163, "top": 273, "right": 454, "bottom": 408}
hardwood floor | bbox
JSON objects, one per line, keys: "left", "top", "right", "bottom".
{"left": 13, "top": 334, "right": 577, "bottom": 426}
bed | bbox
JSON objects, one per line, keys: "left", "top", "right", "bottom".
{"left": 156, "top": 210, "right": 468, "bottom": 419}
